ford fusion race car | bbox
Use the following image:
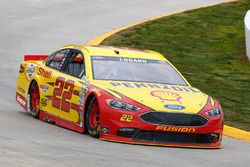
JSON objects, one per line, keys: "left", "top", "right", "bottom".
{"left": 16, "top": 45, "right": 224, "bottom": 148}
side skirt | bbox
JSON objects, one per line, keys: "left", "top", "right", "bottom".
{"left": 39, "top": 111, "right": 85, "bottom": 133}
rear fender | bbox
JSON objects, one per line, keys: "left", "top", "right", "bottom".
{"left": 16, "top": 55, "right": 48, "bottom": 110}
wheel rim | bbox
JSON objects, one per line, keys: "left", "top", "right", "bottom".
{"left": 89, "top": 99, "right": 100, "bottom": 129}
{"left": 31, "top": 84, "right": 40, "bottom": 112}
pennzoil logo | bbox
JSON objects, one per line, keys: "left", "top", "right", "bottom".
{"left": 156, "top": 126, "right": 195, "bottom": 133}
{"left": 151, "top": 90, "right": 182, "bottom": 102}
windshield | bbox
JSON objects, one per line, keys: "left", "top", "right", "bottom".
{"left": 91, "top": 56, "right": 187, "bottom": 86}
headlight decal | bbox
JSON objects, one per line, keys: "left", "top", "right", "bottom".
{"left": 106, "top": 99, "right": 140, "bottom": 111}
{"left": 205, "top": 108, "right": 221, "bottom": 117}
{"left": 199, "top": 96, "right": 222, "bottom": 117}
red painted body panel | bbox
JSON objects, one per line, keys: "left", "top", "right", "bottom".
{"left": 89, "top": 86, "right": 224, "bottom": 148}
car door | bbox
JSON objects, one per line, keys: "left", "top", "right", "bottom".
{"left": 40, "top": 49, "right": 71, "bottom": 119}
{"left": 46, "top": 48, "right": 87, "bottom": 126}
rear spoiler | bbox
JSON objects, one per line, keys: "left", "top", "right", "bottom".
{"left": 24, "top": 55, "right": 48, "bottom": 61}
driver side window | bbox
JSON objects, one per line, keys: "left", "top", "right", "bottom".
{"left": 62, "top": 50, "right": 85, "bottom": 78}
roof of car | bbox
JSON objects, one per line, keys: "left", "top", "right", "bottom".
{"left": 62, "top": 44, "right": 166, "bottom": 60}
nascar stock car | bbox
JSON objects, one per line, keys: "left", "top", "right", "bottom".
{"left": 16, "top": 45, "right": 224, "bottom": 148}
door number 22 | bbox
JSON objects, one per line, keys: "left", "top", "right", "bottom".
{"left": 52, "top": 77, "right": 75, "bottom": 112}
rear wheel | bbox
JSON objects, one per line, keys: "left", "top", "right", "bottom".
{"left": 86, "top": 96, "right": 100, "bottom": 138}
{"left": 29, "top": 82, "right": 40, "bottom": 118}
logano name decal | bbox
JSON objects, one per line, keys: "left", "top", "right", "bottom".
{"left": 37, "top": 67, "right": 52, "bottom": 79}
{"left": 119, "top": 58, "right": 147, "bottom": 64}
{"left": 156, "top": 126, "right": 196, "bottom": 133}
{"left": 109, "top": 82, "right": 200, "bottom": 93}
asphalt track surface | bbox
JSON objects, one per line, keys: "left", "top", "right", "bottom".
{"left": 0, "top": 0, "right": 249, "bottom": 167}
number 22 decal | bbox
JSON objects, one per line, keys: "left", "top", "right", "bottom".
{"left": 52, "top": 77, "right": 75, "bottom": 112}
{"left": 120, "top": 114, "right": 133, "bottom": 122}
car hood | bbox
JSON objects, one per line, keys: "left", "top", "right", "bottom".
{"left": 92, "top": 80, "right": 208, "bottom": 114}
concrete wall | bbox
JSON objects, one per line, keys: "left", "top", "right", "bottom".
{"left": 245, "top": 10, "right": 250, "bottom": 61}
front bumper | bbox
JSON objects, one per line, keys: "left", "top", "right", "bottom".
{"left": 99, "top": 110, "right": 223, "bottom": 148}
{"left": 100, "top": 137, "right": 222, "bottom": 149}
{"left": 100, "top": 129, "right": 222, "bottom": 148}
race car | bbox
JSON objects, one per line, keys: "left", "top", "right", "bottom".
{"left": 16, "top": 44, "right": 224, "bottom": 148}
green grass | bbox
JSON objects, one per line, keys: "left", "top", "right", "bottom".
{"left": 102, "top": 0, "right": 250, "bottom": 130}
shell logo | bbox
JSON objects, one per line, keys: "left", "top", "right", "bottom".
{"left": 151, "top": 90, "right": 182, "bottom": 102}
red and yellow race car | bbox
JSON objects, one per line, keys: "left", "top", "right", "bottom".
{"left": 16, "top": 45, "right": 224, "bottom": 148}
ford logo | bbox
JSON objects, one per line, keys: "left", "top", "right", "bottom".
{"left": 164, "top": 104, "right": 186, "bottom": 110}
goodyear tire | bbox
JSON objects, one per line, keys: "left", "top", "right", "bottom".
{"left": 86, "top": 96, "right": 100, "bottom": 138}
{"left": 29, "top": 81, "right": 40, "bottom": 118}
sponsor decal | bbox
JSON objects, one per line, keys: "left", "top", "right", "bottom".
{"left": 100, "top": 126, "right": 110, "bottom": 134}
{"left": 151, "top": 90, "right": 182, "bottom": 102}
{"left": 41, "top": 98, "right": 48, "bottom": 107}
{"left": 37, "top": 67, "right": 52, "bottom": 79}
{"left": 25, "top": 63, "right": 37, "bottom": 81}
{"left": 79, "top": 87, "right": 87, "bottom": 105}
{"left": 79, "top": 90, "right": 85, "bottom": 111}
{"left": 89, "top": 126, "right": 100, "bottom": 136}
{"left": 92, "top": 56, "right": 165, "bottom": 64}
{"left": 16, "top": 94, "right": 26, "bottom": 107}
{"left": 119, "top": 58, "right": 147, "bottom": 64}
{"left": 78, "top": 80, "right": 89, "bottom": 86}
{"left": 40, "top": 85, "right": 49, "bottom": 93}
{"left": 17, "top": 87, "right": 26, "bottom": 94}
{"left": 156, "top": 126, "right": 196, "bottom": 133}
{"left": 120, "top": 114, "right": 133, "bottom": 122}
{"left": 109, "top": 82, "right": 200, "bottom": 93}
{"left": 79, "top": 93, "right": 85, "bottom": 104}
{"left": 164, "top": 104, "right": 186, "bottom": 110}
{"left": 81, "top": 87, "right": 88, "bottom": 93}
{"left": 79, "top": 106, "right": 84, "bottom": 112}
{"left": 79, "top": 111, "right": 84, "bottom": 127}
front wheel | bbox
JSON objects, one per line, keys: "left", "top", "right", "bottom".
{"left": 29, "top": 82, "right": 40, "bottom": 118}
{"left": 85, "top": 96, "right": 100, "bottom": 138}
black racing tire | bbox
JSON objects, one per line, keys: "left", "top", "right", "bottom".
{"left": 29, "top": 81, "right": 40, "bottom": 118}
{"left": 85, "top": 96, "right": 100, "bottom": 138}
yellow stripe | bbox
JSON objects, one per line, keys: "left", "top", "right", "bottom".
{"left": 224, "top": 125, "right": 250, "bottom": 142}
{"left": 87, "top": 0, "right": 250, "bottom": 143}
